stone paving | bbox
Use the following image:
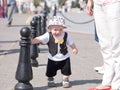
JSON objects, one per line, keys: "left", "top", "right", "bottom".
{"left": 0, "top": 12, "right": 103, "bottom": 90}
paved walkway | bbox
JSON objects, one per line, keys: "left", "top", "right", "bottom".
{"left": 0, "top": 12, "right": 103, "bottom": 90}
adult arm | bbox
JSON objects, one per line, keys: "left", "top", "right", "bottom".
{"left": 86, "top": 0, "right": 93, "bottom": 16}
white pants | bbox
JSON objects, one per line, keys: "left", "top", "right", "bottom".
{"left": 94, "top": 2, "right": 120, "bottom": 89}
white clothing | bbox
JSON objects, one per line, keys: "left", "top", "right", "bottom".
{"left": 94, "top": 0, "right": 120, "bottom": 5}
{"left": 94, "top": 2, "right": 120, "bottom": 89}
{"left": 39, "top": 32, "right": 74, "bottom": 61}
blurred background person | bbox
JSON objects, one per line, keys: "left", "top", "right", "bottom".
{"left": 86, "top": 0, "right": 120, "bottom": 89}
{"left": 66, "top": 0, "right": 72, "bottom": 12}
{"left": 0, "top": 0, "right": 8, "bottom": 18}
{"left": 7, "top": 0, "right": 16, "bottom": 26}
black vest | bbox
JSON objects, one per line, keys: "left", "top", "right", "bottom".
{"left": 47, "top": 32, "right": 68, "bottom": 57}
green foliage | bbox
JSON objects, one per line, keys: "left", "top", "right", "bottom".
{"left": 58, "top": 0, "right": 66, "bottom": 6}
{"left": 72, "top": 0, "right": 79, "bottom": 8}
{"left": 33, "top": 0, "right": 41, "bottom": 8}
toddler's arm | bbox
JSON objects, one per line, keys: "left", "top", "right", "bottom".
{"left": 70, "top": 43, "right": 78, "bottom": 54}
{"left": 31, "top": 36, "right": 41, "bottom": 44}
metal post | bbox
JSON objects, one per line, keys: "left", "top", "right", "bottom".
{"left": 53, "top": 4, "right": 57, "bottom": 16}
{"left": 33, "top": 16, "right": 39, "bottom": 36}
{"left": 42, "top": 1, "right": 47, "bottom": 34}
{"left": 37, "top": 15, "right": 42, "bottom": 36}
{"left": 15, "top": 27, "right": 33, "bottom": 90}
{"left": 30, "top": 19, "right": 39, "bottom": 67}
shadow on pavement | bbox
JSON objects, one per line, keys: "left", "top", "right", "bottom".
{"left": 71, "top": 79, "right": 102, "bottom": 85}
{"left": 38, "top": 64, "right": 47, "bottom": 67}
{"left": 0, "top": 45, "right": 48, "bottom": 55}
{"left": 0, "top": 49, "right": 20, "bottom": 55}
{"left": 0, "top": 40, "right": 19, "bottom": 43}
{"left": 33, "top": 79, "right": 102, "bottom": 90}
{"left": 38, "top": 48, "right": 48, "bottom": 53}
{"left": 0, "top": 48, "right": 49, "bottom": 55}
{"left": 9, "top": 25, "right": 30, "bottom": 27}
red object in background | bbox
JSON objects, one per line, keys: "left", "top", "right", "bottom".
{"left": 88, "top": 87, "right": 111, "bottom": 90}
{"left": 0, "top": 5, "right": 5, "bottom": 18}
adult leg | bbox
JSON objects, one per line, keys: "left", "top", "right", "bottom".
{"left": 7, "top": 4, "right": 15, "bottom": 26}
{"left": 106, "top": 2, "right": 120, "bottom": 90}
{"left": 94, "top": 3, "right": 115, "bottom": 87}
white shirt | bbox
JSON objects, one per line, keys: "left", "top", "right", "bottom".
{"left": 39, "top": 32, "right": 74, "bottom": 61}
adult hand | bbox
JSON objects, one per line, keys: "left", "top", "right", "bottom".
{"left": 86, "top": 0, "right": 93, "bottom": 16}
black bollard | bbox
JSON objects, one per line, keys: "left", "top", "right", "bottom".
{"left": 33, "top": 15, "right": 42, "bottom": 36}
{"left": 53, "top": 4, "right": 57, "bottom": 16}
{"left": 15, "top": 27, "right": 33, "bottom": 90}
{"left": 33, "top": 16, "right": 39, "bottom": 36}
{"left": 37, "top": 15, "right": 42, "bottom": 36}
{"left": 44, "top": 1, "right": 49, "bottom": 15}
{"left": 42, "top": 13, "right": 47, "bottom": 34}
{"left": 30, "top": 19, "right": 39, "bottom": 67}
{"left": 33, "top": 15, "right": 41, "bottom": 52}
{"left": 42, "top": 1, "right": 47, "bottom": 35}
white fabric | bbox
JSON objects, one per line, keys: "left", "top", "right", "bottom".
{"left": 39, "top": 32, "right": 74, "bottom": 61}
{"left": 94, "top": 0, "right": 120, "bottom": 5}
{"left": 47, "top": 16, "right": 66, "bottom": 28}
{"left": 94, "top": 2, "right": 120, "bottom": 89}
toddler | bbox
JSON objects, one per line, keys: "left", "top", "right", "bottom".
{"left": 31, "top": 16, "right": 78, "bottom": 88}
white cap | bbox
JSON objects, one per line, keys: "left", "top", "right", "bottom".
{"left": 47, "top": 16, "right": 66, "bottom": 29}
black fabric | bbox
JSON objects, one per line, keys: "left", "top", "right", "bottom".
{"left": 47, "top": 32, "right": 58, "bottom": 56}
{"left": 60, "top": 32, "right": 68, "bottom": 55}
{"left": 46, "top": 57, "right": 71, "bottom": 77}
{"left": 47, "top": 32, "right": 68, "bottom": 56}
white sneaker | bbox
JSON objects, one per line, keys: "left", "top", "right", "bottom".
{"left": 62, "top": 79, "right": 70, "bottom": 88}
{"left": 94, "top": 66, "right": 104, "bottom": 72}
{"left": 98, "top": 69, "right": 104, "bottom": 74}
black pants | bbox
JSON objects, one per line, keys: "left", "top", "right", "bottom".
{"left": 46, "top": 57, "right": 71, "bottom": 77}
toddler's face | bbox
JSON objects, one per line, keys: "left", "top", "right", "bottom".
{"left": 49, "top": 25, "right": 64, "bottom": 36}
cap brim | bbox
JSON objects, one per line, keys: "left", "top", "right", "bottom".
{"left": 47, "top": 25, "right": 67, "bottom": 29}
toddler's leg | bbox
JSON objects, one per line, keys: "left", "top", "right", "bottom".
{"left": 47, "top": 77, "right": 55, "bottom": 87}
{"left": 62, "top": 75, "right": 70, "bottom": 88}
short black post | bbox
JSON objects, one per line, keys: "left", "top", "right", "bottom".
{"left": 15, "top": 27, "right": 33, "bottom": 90}
{"left": 30, "top": 19, "right": 39, "bottom": 67}
{"left": 53, "top": 4, "right": 57, "bottom": 16}
{"left": 37, "top": 15, "right": 42, "bottom": 36}
{"left": 33, "top": 15, "right": 41, "bottom": 52}
{"left": 42, "top": 1, "right": 47, "bottom": 34}
{"left": 42, "top": 13, "right": 47, "bottom": 35}
{"left": 33, "top": 16, "right": 39, "bottom": 36}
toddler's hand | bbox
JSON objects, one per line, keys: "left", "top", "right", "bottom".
{"left": 72, "top": 48, "right": 78, "bottom": 55}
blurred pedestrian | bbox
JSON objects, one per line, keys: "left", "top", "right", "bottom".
{"left": 66, "top": 0, "right": 72, "bottom": 12}
{"left": 31, "top": 16, "right": 78, "bottom": 88}
{"left": 61, "top": 1, "right": 67, "bottom": 13}
{"left": 0, "top": 0, "right": 7, "bottom": 18}
{"left": 86, "top": 0, "right": 120, "bottom": 90}
{"left": 7, "top": 0, "right": 16, "bottom": 26}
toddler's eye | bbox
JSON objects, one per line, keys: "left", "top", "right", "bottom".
{"left": 54, "top": 29, "right": 57, "bottom": 31}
